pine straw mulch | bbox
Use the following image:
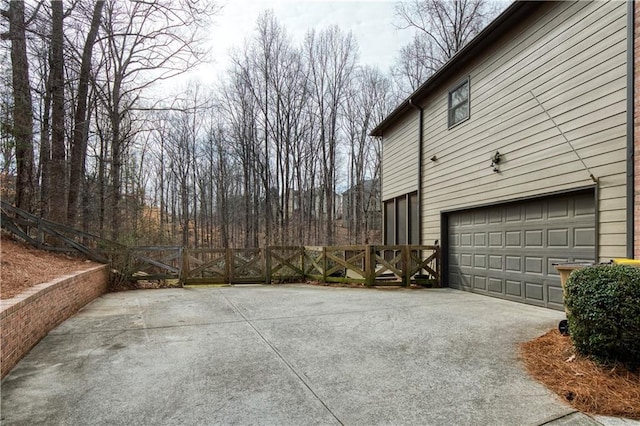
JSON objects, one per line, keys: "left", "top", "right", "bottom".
{"left": 1, "top": 235, "right": 99, "bottom": 300}
{"left": 520, "top": 329, "right": 640, "bottom": 419}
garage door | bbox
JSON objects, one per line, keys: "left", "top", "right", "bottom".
{"left": 447, "top": 191, "right": 596, "bottom": 310}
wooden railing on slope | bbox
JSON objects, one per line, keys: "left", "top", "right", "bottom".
{"left": 1, "top": 201, "right": 124, "bottom": 263}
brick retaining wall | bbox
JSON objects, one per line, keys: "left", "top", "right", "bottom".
{"left": 1, "top": 265, "right": 109, "bottom": 379}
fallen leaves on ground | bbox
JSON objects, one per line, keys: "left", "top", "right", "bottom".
{"left": 1, "top": 235, "right": 98, "bottom": 299}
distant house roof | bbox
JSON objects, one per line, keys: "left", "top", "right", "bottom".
{"left": 369, "top": 1, "right": 542, "bottom": 137}
{"left": 342, "top": 178, "right": 379, "bottom": 196}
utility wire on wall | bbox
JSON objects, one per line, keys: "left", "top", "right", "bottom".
{"left": 530, "top": 90, "right": 598, "bottom": 184}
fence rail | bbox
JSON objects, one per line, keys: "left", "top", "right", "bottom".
{"left": 2, "top": 201, "right": 440, "bottom": 287}
{"left": 1, "top": 201, "right": 125, "bottom": 263}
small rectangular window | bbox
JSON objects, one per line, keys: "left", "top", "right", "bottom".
{"left": 448, "top": 78, "right": 470, "bottom": 128}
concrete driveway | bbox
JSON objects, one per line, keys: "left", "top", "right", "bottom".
{"left": 0, "top": 285, "right": 610, "bottom": 425}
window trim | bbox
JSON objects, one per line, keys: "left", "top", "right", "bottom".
{"left": 447, "top": 77, "right": 470, "bottom": 129}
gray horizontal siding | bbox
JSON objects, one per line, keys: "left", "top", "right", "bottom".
{"left": 404, "top": 0, "right": 628, "bottom": 261}
{"left": 381, "top": 111, "right": 419, "bottom": 200}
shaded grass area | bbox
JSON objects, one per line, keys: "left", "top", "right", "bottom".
{"left": 520, "top": 329, "right": 640, "bottom": 419}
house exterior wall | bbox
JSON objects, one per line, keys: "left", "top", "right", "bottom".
{"left": 407, "top": 1, "right": 628, "bottom": 262}
{"left": 381, "top": 110, "right": 419, "bottom": 201}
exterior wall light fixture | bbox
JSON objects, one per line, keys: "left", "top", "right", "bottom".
{"left": 491, "top": 151, "right": 502, "bottom": 173}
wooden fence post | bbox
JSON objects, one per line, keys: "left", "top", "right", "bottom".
{"left": 225, "top": 248, "right": 232, "bottom": 283}
{"left": 37, "top": 218, "right": 43, "bottom": 249}
{"left": 365, "top": 245, "right": 375, "bottom": 287}
{"left": 265, "top": 246, "right": 272, "bottom": 284}
{"left": 180, "top": 247, "right": 188, "bottom": 286}
{"left": 401, "top": 245, "right": 410, "bottom": 287}
{"left": 322, "top": 246, "right": 327, "bottom": 283}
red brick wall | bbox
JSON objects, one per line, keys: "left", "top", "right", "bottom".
{"left": 635, "top": 2, "right": 640, "bottom": 259}
{"left": 0, "top": 265, "right": 108, "bottom": 378}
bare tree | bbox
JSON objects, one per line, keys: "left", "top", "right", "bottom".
{"left": 67, "top": 0, "right": 104, "bottom": 226}
{"left": 395, "top": 0, "right": 495, "bottom": 62}
{"left": 393, "top": 0, "right": 503, "bottom": 94}
{"left": 218, "top": 66, "right": 261, "bottom": 248}
{"left": 344, "top": 66, "right": 392, "bottom": 243}
{"left": 94, "top": 0, "right": 218, "bottom": 241}
{"left": 304, "top": 26, "right": 358, "bottom": 244}
{"left": 391, "top": 33, "right": 438, "bottom": 96}
{"left": 1, "top": 0, "right": 36, "bottom": 212}
{"left": 48, "top": 0, "right": 65, "bottom": 223}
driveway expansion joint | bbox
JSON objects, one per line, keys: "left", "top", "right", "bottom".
{"left": 220, "top": 292, "right": 345, "bottom": 426}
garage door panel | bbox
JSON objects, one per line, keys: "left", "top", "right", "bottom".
{"left": 488, "top": 278, "right": 502, "bottom": 293}
{"left": 548, "top": 285, "right": 564, "bottom": 305}
{"left": 489, "top": 255, "right": 502, "bottom": 270}
{"left": 548, "top": 229, "right": 569, "bottom": 247}
{"left": 505, "top": 280, "right": 522, "bottom": 297}
{"left": 506, "top": 206, "right": 522, "bottom": 222}
{"left": 525, "top": 230, "right": 543, "bottom": 247}
{"left": 525, "top": 256, "right": 544, "bottom": 274}
{"left": 575, "top": 196, "right": 596, "bottom": 216}
{"left": 548, "top": 198, "right": 570, "bottom": 218}
{"left": 525, "top": 203, "right": 544, "bottom": 220}
{"left": 461, "top": 273, "right": 472, "bottom": 286}
{"left": 474, "top": 232, "right": 486, "bottom": 246}
{"left": 547, "top": 257, "right": 568, "bottom": 275}
{"left": 505, "top": 256, "right": 521, "bottom": 271}
{"left": 525, "top": 282, "right": 544, "bottom": 302}
{"left": 474, "top": 276, "right": 487, "bottom": 290}
{"left": 506, "top": 231, "right": 521, "bottom": 247}
{"left": 448, "top": 191, "right": 596, "bottom": 310}
{"left": 489, "top": 232, "right": 502, "bottom": 247}
{"left": 474, "top": 211, "right": 487, "bottom": 224}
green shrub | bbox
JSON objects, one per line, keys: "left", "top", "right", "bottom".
{"left": 564, "top": 264, "right": 640, "bottom": 370}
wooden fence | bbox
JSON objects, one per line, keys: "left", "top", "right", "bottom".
{"left": 1, "top": 201, "right": 440, "bottom": 287}
{"left": 1, "top": 201, "right": 124, "bottom": 263}
{"left": 134, "top": 244, "right": 439, "bottom": 287}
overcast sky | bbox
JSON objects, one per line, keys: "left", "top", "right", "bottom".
{"left": 188, "top": 0, "right": 414, "bottom": 85}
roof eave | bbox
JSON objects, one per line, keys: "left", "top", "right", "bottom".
{"left": 369, "top": 1, "right": 542, "bottom": 137}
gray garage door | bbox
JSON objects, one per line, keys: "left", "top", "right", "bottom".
{"left": 447, "top": 191, "right": 596, "bottom": 310}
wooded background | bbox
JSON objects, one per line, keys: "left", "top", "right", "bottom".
{"left": 0, "top": 0, "right": 498, "bottom": 248}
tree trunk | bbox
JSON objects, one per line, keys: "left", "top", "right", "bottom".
{"left": 48, "top": 0, "right": 66, "bottom": 224}
{"left": 6, "top": 1, "right": 35, "bottom": 212}
{"left": 38, "top": 72, "right": 52, "bottom": 217}
{"left": 67, "top": 0, "right": 104, "bottom": 226}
